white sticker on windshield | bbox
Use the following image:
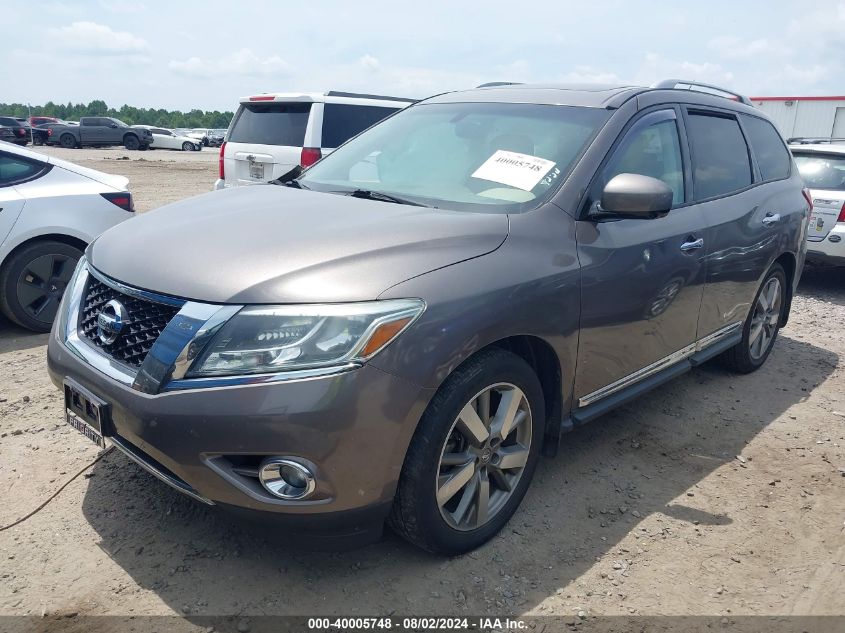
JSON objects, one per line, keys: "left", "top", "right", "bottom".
{"left": 471, "top": 150, "right": 556, "bottom": 191}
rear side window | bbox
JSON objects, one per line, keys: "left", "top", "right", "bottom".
{"left": 741, "top": 115, "right": 790, "bottom": 181}
{"left": 321, "top": 104, "right": 399, "bottom": 148}
{"left": 793, "top": 153, "right": 845, "bottom": 191}
{"left": 686, "top": 112, "right": 752, "bottom": 200}
{"left": 0, "top": 154, "right": 47, "bottom": 186}
{"left": 228, "top": 102, "right": 312, "bottom": 146}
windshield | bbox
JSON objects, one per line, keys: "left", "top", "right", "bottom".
{"left": 299, "top": 102, "right": 609, "bottom": 212}
{"left": 793, "top": 152, "right": 845, "bottom": 191}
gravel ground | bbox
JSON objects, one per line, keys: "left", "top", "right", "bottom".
{"left": 0, "top": 148, "right": 843, "bottom": 623}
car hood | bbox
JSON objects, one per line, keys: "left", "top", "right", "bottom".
{"left": 89, "top": 185, "right": 509, "bottom": 304}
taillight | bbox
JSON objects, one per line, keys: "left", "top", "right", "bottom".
{"left": 249, "top": 95, "right": 275, "bottom": 101}
{"left": 16, "top": 128, "right": 25, "bottom": 136}
{"left": 300, "top": 147, "right": 322, "bottom": 167}
{"left": 218, "top": 141, "right": 226, "bottom": 180}
{"left": 48, "top": 128, "right": 53, "bottom": 136}
{"left": 802, "top": 188, "right": 813, "bottom": 213}
{"left": 837, "top": 202, "right": 845, "bottom": 224}
{"left": 101, "top": 192, "right": 134, "bottom": 212}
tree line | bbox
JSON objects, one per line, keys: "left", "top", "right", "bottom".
{"left": 0, "top": 100, "right": 233, "bottom": 129}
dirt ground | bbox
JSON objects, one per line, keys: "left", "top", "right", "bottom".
{"left": 0, "top": 148, "right": 843, "bottom": 624}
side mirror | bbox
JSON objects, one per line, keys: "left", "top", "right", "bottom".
{"left": 109, "top": 123, "right": 118, "bottom": 128}
{"left": 599, "top": 173, "right": 674, "bottom": 218}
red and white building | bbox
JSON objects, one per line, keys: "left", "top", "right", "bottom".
{"left": 752, "top": 96, "right": 845, "bottom": 140}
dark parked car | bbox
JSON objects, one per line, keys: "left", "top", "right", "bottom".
{"left": 0, "top": 117, "right": 31, "bottom": 145}
{"left": 29, "top": 115, "right": 61, "bottom": 127}
{"left": 50, "top": 117, "right": 152, "bottom": 150}
{"left": 48, "top": 80, "right": 809, "bottom": 554}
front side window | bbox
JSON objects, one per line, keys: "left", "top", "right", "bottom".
{"left": 602, "top": 115, "right": 685, "bottom": 206}
{"left": 300, "top": 102, "right": 610, "bottom": 213}
{"left": 686, "top": 112, "right": 752, "bottom": 200}
{"left": 741, "top": 114, "right": 790, "bottom": 181}
{"left": 321, "top": 104, "right": 399, "bottom": 149}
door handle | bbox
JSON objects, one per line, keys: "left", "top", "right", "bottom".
{"left": 762, "top": 213, "right": 781, "bottom": 226}
{"left": 680, "top": 237, "right": 704, "bottom": 252}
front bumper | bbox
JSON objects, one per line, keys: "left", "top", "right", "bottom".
{"left": 806, "top": 224, "right": 845, "bottom": 265}
{"left": 48, "top": 326, "right": 431, "bottom": 548}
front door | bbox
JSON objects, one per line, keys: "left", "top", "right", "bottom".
{"left": 574, "top": 108, "right": 707, "bottom": 406}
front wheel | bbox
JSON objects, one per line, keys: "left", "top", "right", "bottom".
{"left": 720, "top": 263, "right": 786, "bottom": 373}
{"left": 123, "top": 134, "right": 140, "bottom": 150}
{"left": 0, "top": 241, "right": 83, "bottom": 332}
{"left": 182, "top": 141, "right": 193, "bottom": 151}
{"left": 389, "top": 348, "right": 545, "bottom": 554}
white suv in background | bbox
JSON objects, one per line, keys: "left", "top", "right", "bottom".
{"left": 790, "top": 142, "right": 845, "bottom": 265}
{"left": 214, "top": 91, "right": 414, "bottom": 189}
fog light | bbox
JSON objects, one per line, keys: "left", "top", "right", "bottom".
{"left": 258, "top": 458, "right": 316, "bottom": 500}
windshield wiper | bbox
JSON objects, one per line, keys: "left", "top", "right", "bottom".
{"left": 348, "top": 189, "right": 426, "bottom": 207}
{"left": 271, "top": 165, "right": 305, "bottom": 188}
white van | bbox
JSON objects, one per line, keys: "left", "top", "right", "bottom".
{"left": 215, "top": 91, "right": 415, "bottom": 189}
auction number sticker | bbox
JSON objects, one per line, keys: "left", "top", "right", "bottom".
{"left": 471, "top": 150, "right": 556, "bottom": 191}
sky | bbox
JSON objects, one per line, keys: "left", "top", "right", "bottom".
{"left": 1, "top": 0, "right": 843, "bottom": 112}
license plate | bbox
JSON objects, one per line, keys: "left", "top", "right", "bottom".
{"left": 64, "top": 379, "right": 112, "bottom": 449}
{"left": 249, "top": 162, "right": 265, "bottom": 180}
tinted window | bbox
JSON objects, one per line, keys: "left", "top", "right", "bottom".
{"left": 793, "top": 153, "right": 845, "bottom": 191}
{"left": 687, "top": 112, "right": 752, "bottom": 199}
{"left": 321, "top": 104, "right": 399, "bottom": 148}
{"left": 742, "top": 115, "right": 790, "bottom": 181}
{"left": 0, "top": 117, "right": 18, "bottom": 126}
{"left": 604, "top": 116, "right": 684, "bottom": 206}
{"left": 0, "top": 154, "right": 44, "bottom": 186}
{"left": 228, "top": 102, "right": 312, "bottom": 146}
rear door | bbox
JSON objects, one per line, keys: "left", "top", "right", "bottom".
{"left": 792, "top": 150, "right": 845, "bottom": 242}
{"left": 81, "top": 118, "right": 108, "bottom": 144}
{"left": 224, "top": 101, "right": 313, "bottom": 186}
{"left": 574, "top": 107, "right": 707, "bottom": 404}
{"left": 0, "top": 152, "right": 40, "bottom": 245}
{"left": 690, "top": 108, "right": 793, "bottom": 340}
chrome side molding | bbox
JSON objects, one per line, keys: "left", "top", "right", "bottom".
{"left": 577, "top": 321, "right": 742, "bottom": 408}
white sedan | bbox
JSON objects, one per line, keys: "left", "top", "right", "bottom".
{"left": 133, "top": 126, "right": 202, "bottom": 151}
{"left": 0, "top": 141, "right": 135, "bottom": 331}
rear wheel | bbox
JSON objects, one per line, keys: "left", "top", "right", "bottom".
{"left": 721, "top": 263, "right": 786, "bottom": 373}
{"left": 59, "top": 133, "right": 76, "bottom": 149}
{"left": 123, "top": 134, "right": 140, "bottom": 150}
{"left": 0, "top": 241, "right": 83, "bottom": 332}
{"left": 389, "top": 348, "right": 545, "bottom": 554}
{"left": 182, "top": 141, "right": 193, "bottom": 151}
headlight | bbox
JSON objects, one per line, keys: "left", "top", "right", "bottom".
{"left": 186, "top": 299, "right": 424, "bottom": 377}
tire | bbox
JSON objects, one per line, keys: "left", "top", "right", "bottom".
{"left": 139, "top": 143, "right": 149, "bottom": 151}
{"left": 59, "top": 133, "right": 76, "bottom": 149}
{"left": 0, "top": 241, "right": 83, "bottom": 332}
{"left": 123, "top": 134, "right": 140, "bottom": 150}
{"left": 389, "top": 348, "right": 545, "bottom": 554}
{"left": 182, "top": 141, "right": 193, "bottom": 151}
{"left": 720, "top": 263, "right": 786, "bottom": 373}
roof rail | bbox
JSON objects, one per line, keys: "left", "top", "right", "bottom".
{"left": 325, "top": 91, "right": 417, "bottom": 103}
{"left": 787, "top": 137, "right": 845, "bottom": 145}
{"left": 652, "top": 79, "right": 753, "bottom": 106}
{"left": 476, "top": 82, "right": 524, "bottom": 88}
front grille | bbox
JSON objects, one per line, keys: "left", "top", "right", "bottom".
{"left": 79, "top": 276, "right": 181, "bottom": 368}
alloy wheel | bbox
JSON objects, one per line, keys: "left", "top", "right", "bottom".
{"left": 749, "top": 276, "right": 781, "bottom": 360}
{"left": 436, "top": 383, "right": 532, "bottom": 531}
{"left": 15, "top": 253, "right": 76, "bottom": 325}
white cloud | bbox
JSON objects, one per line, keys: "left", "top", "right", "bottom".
{"left": 558, "top": 66, "right": 626, "bottom": 85}
{"left": 48, "top": 21, "right": 149, "bottom": 56}
{"left": 359, "top": 54, "right": 380, "bottom": 70}
{"left": 707, "top": 36, "right": 788, "bottom": 60}
{"left": 169, "top": 49, "right": 292, "bottom": 78}
{"left": 633, "top": 53, "right": 734, "bottom": 87}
